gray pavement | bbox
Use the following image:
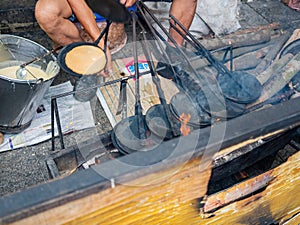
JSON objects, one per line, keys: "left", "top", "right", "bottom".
{"left": 1, "top": 0, "right": 300, "bottom": 197}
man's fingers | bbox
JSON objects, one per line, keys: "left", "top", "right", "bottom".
{"left": 98, "top": 67, "right": 113, "bottom": 77}
{"left": 119, "top": 0, "right": 126, "bottom": 5}
{"left": 120, "top": 0, "right": 137, "bottom": 7}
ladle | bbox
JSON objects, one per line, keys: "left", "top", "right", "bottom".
{"left": 56, "top": 0, "right": 131, "bottom": 101}
{"left": 138, "top": 2, "right": 247, "bottom": 121}
{"left": 136, "top": 18, "right": 179, "bottom": 139}
{"left": 168, "top": 13, "right": 262, "bottom": 104}
{"left": 112, "top": 11, "right": 163, "bottom": 154}
{"left": 58, "top": 21, "right": 111, "bottom": 77}
{"left": 140, "top": 1, "right": 262, "bottom": 105}
{"left": 57, "top": 0, "right": 131, "bottom": 77}
{"left": 174, "top": 68, "right": 246, "bottom": 119}
{"left": 16, "top": 46, "right": 61, "bottom": 79}
{"left": 169, "top": 92, "right": 212, "bottom": 127}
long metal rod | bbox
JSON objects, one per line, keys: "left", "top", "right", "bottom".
{"left": 116, "top": 80, "right": 128, "bottom": 118}
{"left": 138, "top": 3, "right": 233, "bottom": 77}
{"left": 19, "top": 46, "right": 62, "bottom": 68}
{"left": 51, "top": 99, "right": 55, "bottom": 150}
{"left": 168, "top": 14, "right": 230, "bottom": 75}
{"left": 137, "top": 3, "right": 185, "bottom": 84}
{"left": 139, "top": 2, "right": 226, "bottom": 104}
{"left": 51, "top": 98, "right": 65, "bottom": 150}
{"left": 166, "top": 22, "right": 233, "bottom": 72}
{"left": 221, "top": 45, "right": 234, "bottom": 72}
{"left": 95, "top": 20, "right": 112, "bottom": 46}
{"left": 138, "top": 2, "right": 211, "bottom": 84}
{"left": 137, "top": 18, "right": 178, "bottom": 137}
{"left": 169, "top": 13, "right": 262, "bottom": 102}
{"left": 167, "top": 20, "right": 235, "bottom": 72}
{"left": 51, "top": 69, "right": 155, "bottom": 100}
{"left": 132, "top": 10, "right": 146, "bottom": 140}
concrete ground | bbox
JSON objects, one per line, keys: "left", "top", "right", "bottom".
{"left": 0, "top": 0, "right": 300, "bottom": 197}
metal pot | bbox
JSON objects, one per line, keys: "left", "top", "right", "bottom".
{"left": 0, "top": 35, "right": 59, "bottom": 133}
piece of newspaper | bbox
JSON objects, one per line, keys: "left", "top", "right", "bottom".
{"left": 0, "top": 81, "right": 95, "bottom": 152}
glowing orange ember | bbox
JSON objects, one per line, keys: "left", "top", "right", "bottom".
{"left": 179, "top": 113, "right": 191, "bottom": 136}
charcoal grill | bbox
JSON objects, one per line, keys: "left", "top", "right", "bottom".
{"left": 2, "top": 1, "right": 300, "bottom": 224}
{"left": 51, "top": 1, "right": 287, "bottom": 155}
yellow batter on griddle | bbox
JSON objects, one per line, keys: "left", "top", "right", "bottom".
{"left": 65, "top": 45, "right": 106, "bottom": 75}
{"left": 0, "top": 65, "right": 50, "bottom": 80}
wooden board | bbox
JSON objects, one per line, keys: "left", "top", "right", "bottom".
{"left": 3, "top": 149, "right": 299, "bottom": 225}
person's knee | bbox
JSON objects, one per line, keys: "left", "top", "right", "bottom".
{"left": 35, "top": 0, "right": 64, "bottom": 31}
{"left": 35, "top": 2, "right": 54, "bottom": 26}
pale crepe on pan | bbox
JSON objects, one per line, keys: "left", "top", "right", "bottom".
{"left": 65, "top": 45, "right": 106, "bottom": 75}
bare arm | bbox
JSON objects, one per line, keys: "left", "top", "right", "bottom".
{"left": 67, "top": 0, "right": 111, "bottom": 72}
{"left": 67, "top": 0, "right": 101, "bottom": 43}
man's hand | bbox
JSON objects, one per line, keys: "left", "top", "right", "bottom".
{"left": 98, "top": 38, "right": 112, "bottom": 77}
{"left": 102, "top": 47, "right": 112, "bottom": 77}
{"left": 119, "top": 0, "right": 137, "bottom": 8}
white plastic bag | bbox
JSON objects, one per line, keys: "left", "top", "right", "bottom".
{"left": 196, "top": 0, "right": 241, "bottom": 36}
{"left": 144, "top": 0, "right": 241, "bottom": 39}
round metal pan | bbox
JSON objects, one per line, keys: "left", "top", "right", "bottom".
{"left": 111, "top": 115, "right": 163, "bottom": 154}
{"left": 217, "top": 71, "right": 263, "bottom": 104}
{"left": 170, "top": 92, "right": 213, "bottom": 127}
{"left": 57, "top": 42, "right": 107, "bottom": 78}
{"left": 145, "top": 104, "right": 179, "bottom": 140}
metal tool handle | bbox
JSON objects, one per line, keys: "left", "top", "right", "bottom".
{"left": 20, "top": 46, "right": 62, "bottom": 68}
